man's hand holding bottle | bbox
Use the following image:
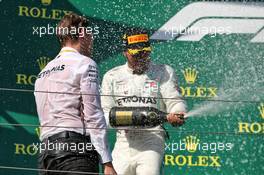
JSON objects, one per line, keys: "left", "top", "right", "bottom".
{"left": 166, "top": 112, "right": 186, "bottom": 127}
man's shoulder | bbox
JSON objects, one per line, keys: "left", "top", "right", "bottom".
{"left": 58, "top": 51, "right": 96, "bottom": 66}
{"left": 76, "top": 54, "right": 96, "bottom": 66}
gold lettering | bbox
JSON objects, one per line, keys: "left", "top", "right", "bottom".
{"left": 28, "top": 75, "right": 37, "bottom": 85}
{"left": 18, "top": 5, "right": 73, "bottom": 20}
{"left": 180, "top": 86, "right": 218, "bottom": 98}
{"left": 238, "top": 122, "right": 250, "bottom": 133}
{"left": 196, "top": 87, "right": 207, "bottom": 97}
{"left": 16, "top": 74, "right": 28, "bottom": 85}
{"left": 239, "top": 122, "right": 264, "bottom": 134}
{"left": 14, "top": 143, "right": 26, "bottom": 155}
{"left": 164, "top": 155, "right": 221, "bottom": 167}
{"left": 208, "top": 87, "right": 218, "bottom": 97}
{"left": 197, "top": 156, "right": 208, "bottom": 166}
{"left": 16, "top": 74, "right": 37, "bottom": 86}
{"left": 52, "top": 9, "right": 62, "bottom": 20}
{"left": 210, "top": 156, "right": 221, "bottom": 167}
{"left": 180, "top": 87, "right": 185, "bottom": 96}
{"left": 175, "top": 155, "right": 187, "bottom": 166}
{"left": 165, "top": 154, "right": 175, "bottom": 166}
{"left": 41, "top": 8, "right": 51, "bottom": 19}
{"left": 180, "top": 87, "right": 195, "bottom": 97}
{"left": 26, "top": 144, "right": 38, "bottom": 156}
{"left": 30, "top": 7, "right": 41, "bottom": 18}
{"left": 250, "top": 122, "right": 262, "bottom": 133}
{"left": 188, "top": 155, "right": 198, "bottom": 166}
{"left": 18, "top": 6, "right": 29, "bottom": 16}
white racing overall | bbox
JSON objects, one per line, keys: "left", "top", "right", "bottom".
{"left": 101, "top": 62, "right": 187, "bottom": 175}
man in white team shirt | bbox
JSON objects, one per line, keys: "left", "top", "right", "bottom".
{"left": 101, "top": 29, "right": 187, "bottom": 175}
{"left": 34, "top": 13, "right": 116, "bottom": 175}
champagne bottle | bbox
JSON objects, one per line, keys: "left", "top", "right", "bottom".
{"left": 109, "top": 106, "right": 171, "bottom": 127}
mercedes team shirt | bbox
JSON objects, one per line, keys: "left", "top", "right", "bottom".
{"left": 34, "top": 47, "right": 112, "bottom": 163}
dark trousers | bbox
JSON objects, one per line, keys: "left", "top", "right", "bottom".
{"left": 38, "top": 131, "right": 99, "bottom": 175}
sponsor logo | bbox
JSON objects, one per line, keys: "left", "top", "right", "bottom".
{"left": 37, "top": 64, "right": 65, "bottom": 79}
{"left": 16, "top": 57, "right": 51, "bottom": 86}
{"left": 145, "top": 81, "right": 158, "bottom": 88}
{"left": 238, "top": 103, "right": 264, "bottom": 134}
{"left": 18, "top": 0, "right": 72, "bottom": 20}
{"left": 14, "top": 143, "right": 38, "bottom": 156}
{"left": 144, "top": 80, "right": 159, "bottom": 94}
{"left": 14, "top": 127, "right": 40, "bottom": 156}
{"left": 165, "top": 154, "right": 221, "bottom": 167}
{"left": 182, "top": 68, "right": 198, "bottom": 84}
{"left": 164, "top": 135, "right": 234, "bottom": 167}
{"left": 116, "top": 95, "right": 157, "bottom": 106}
{"left": 87, "top": 65, "right": 99, "bottom": 81}
{"left": 37, "top": 56, "right": 50, "bottom": 71}
{"left": 151, "top": 2, "right": 264, "bottom": 42}
{"left": 127, "top": 34, "right": 149, "bottom": 44}
{"left": 183, "top": 135, "right": 200, "bottom": 153}
{"left": 180, "top": 67, "right": 218, "bottom": 98}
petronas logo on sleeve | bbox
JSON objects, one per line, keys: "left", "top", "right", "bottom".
{"left": 183, "top": 135, "right": 200, "bottom": 153}
{"left": 37, "top": 57, "right": 50, "bottom": 71}
{"left": 258, "top": 103, "right": 264, "bottom": 119}
{"left": 182, "top": 68, "right": 198, "bottom": 84}
{"left": 41, "top": 0, "right": 52, "bottom": 6}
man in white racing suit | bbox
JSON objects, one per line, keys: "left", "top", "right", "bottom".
{"left": 101, "top": 29, "right": 187, "bottom": 175}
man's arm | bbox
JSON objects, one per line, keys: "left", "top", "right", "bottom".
{"left": 160, "top": 65, "right": 187, "bottom": 125}
{"left": 80, "top": 60, "right": 113, "bottom": 164}
{"left": 101, "top": 73, "right": 116, "bottom": 128}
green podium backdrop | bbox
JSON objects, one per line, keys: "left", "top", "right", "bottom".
{"left": 0, "top": 0, "right": 263, "bottom": 174}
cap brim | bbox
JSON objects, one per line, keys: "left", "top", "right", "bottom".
{"left": 126, "top": 42, "right": 150, "bottom": 49}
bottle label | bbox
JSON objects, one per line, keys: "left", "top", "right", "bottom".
{"left": 115, "top": 111, "right": 133, "bottom": 125}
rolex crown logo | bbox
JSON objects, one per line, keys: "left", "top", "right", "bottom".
{"left": 182, "top": 68, "right": 198, "bottom": 84}
{"left": 41, "top": 0, "right": 52, "bottom": 6}
{"left": 37, "top": 57, "right": 50, "bottom": 71}
{"left": 183, "top": 135, "right": 200, "bottom": 153}
{"left": 258, "top": 103, "right": 264, "bottom": 119}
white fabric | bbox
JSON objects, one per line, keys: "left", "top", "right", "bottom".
{"left": 34, "top": 47, "right": 112, "bottom": 163}
{"left": 101, "top": 62, "right": 187, "bottom": 174}
{"left": 112, "top": 131, "right": 164, "bottom": 175}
